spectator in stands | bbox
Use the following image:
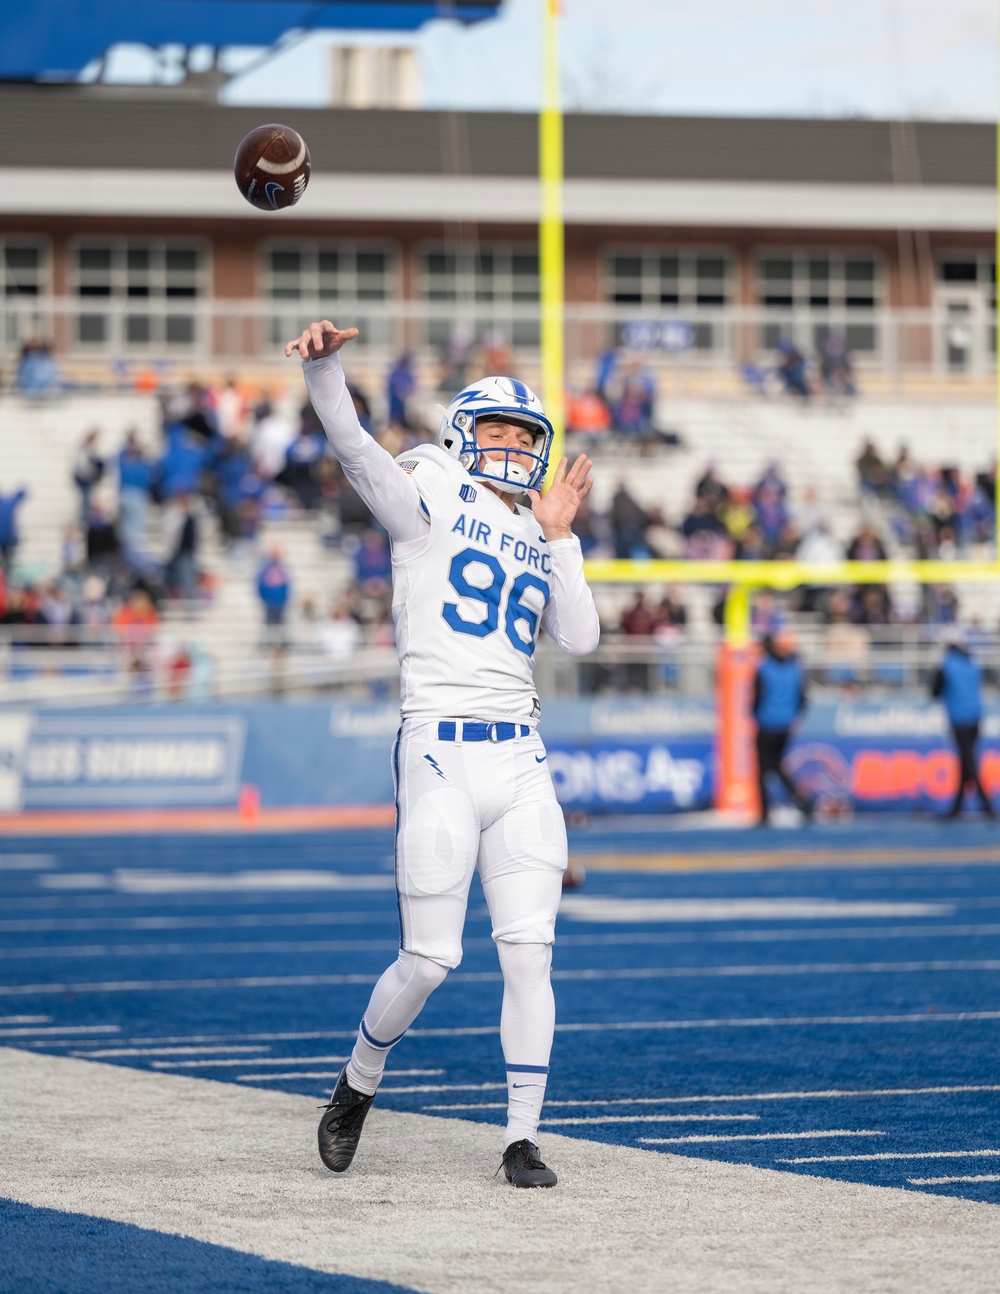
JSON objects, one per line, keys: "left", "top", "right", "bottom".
{"left": 754, "top": 461, "right": 788, "bottom": 502}
{"left": 213, "top": 377, "right": 248, "bottom": 440}
{"left": 610, "top": 481, "right": 652, "bottom": 560}
{"left": 257, "top": 545, "right": 291, "bottom": 638}
{"left": 846, "top": 523, "right": 887, "bottom": 562}
{"left": 695, "top": 463, "right": 729, "bottom": 510}
{"left": 85, "top": 502, "right": 120, "bottom": 573}
{"left": 609, "top": 358, "right": 657, "bottom": 446}
{"left": 163, "top": 493, "right": 199, "bottom": 602}
{"left": 681, "top": 497, "right": 728, "bottom": 559}
{"left": 735, "top": 524, "right": 768, "bottom": 562}
{"left": 15, "top": 337, "right": 61, "bottom": 395}
{"left": 818, "top": 329, "right": 856, "bottom": 400}
{"left": 822, "top": 592, "right": 870, "bottom": 685}
{"left": 252, "top": 398, "right": 296, "bottom": 482}
{"left": 775, "top": 339, "right": 810, "bottom": 401}
{"left": 566, "top": 388, "right": 612, "bottom": 452}
{"left": 386, "top": 353, "right": 417, "bottom": 429}
{"left": 72, "top": 430, "right": 104, "bottom": 527}
{"left": 117, "top": 430, "right": 155, "bottom": 557}
{"left": 619, "top": 591, "right": 657, "bottom": 692}
{"left": 318, "top": 594, "right": 362, "bottom": 662}
{"left": 855, "top": 441, "right": 890, "bottom": 497}
{"left": 348, "top": 382, "right": 374, "bottom": 435}
{"left": 570, "top": 499, "right": 605, "bottom": 559}
{"left": 279, "top": 420, "right": 326, "bottom": 513}
{"left": 752, "top": 482, "right": 788, "bottom": 551}
{"left": 752, "top": 630, "right": 814, "bottom": 827}
{"left": 931, "top": 628, "right": 995, "bottom": 819}
{"left": 353, "top": 528, "right": 392, "bottom": 601}
{"left": 159, "top": 418, "right": 208, "bottom": 501}
{"left": 0, "top": 485, "right": 27, "bottom": 572}
{"left": 751, "top": 590, "right": 785, "bottom": 638}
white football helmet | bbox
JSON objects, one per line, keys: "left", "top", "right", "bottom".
{"left": 438, "top": 376, "right": 553, "bottom": 494}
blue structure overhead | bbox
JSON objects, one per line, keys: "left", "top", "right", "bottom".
{"left": 0, "top": 2, "right": 502, "bottom": 81}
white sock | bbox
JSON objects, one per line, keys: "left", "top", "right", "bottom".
{"left": 345, "top": 949, "right": 449, "bottom": 1096}
{"left": 496, "top": 941, "right": 555, "bottom": 1149}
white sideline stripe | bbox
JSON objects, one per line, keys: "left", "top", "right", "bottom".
{"left": 238, "top": 1069, "right": 444, "bottom": 1082}
{"left": 559, "top": 897, "right": 954, "bottom": 922}
{"left": 545, "top": 1114, "right": 760, "bottom": 1125}
{"left": 74, "top": 1046, "right": 271, "bottom": 1058}
{"left": 152, "top": 1055, "right": 352, "bottom": 1069}
{"left": 909, "top": 1175, "right": 1000, "bottom": 1185}
{"left": 0, "top": 940, "right": 402, "bottom": 959}
{"left": 641, "top": 1130, "right": 886, "bottom": 1145}
{"left": 0, "top": 914, "right": 391, "bottom": 933}
{"left": 0, "top": 1025, "right": 120, "bottom": 1038}
{"left": 39, "top": 870, "right": 395, "bottom": 893}
{"left": 0, "top": 855, "right": 56, "bottom": 869}
{"left": 3, "top": 1048, "right": 998, "bottom": 1294}
{"left": 0, "top": 1015, "right": 49, "bottom": 1024}
{"left": 6, "top": 962, "right": 1000, "bottom": 997}
{"left": 558, "top": 924, "right": 1000, "bottom": 946}
{"left": 779, "top": 1150, "right": 1000, "bottom": 1164}
{"left": 31, "top": 1013, "right": 1000, "bottom": 1050}
{"left": 425, "top": 1085, "right": 1000, "bottom": 1112}
{"left": 378, "top": 1083, "right": 508, "bottom": 1094}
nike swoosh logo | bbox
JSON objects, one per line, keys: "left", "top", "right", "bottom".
{"left": 535, "top": 755, "right": 547, "bottom": 763}
{"left": 512, "top": 1083, "right": 544, "bottom": 1089}
{"left": 264, "top": 181, "right": 285, "bottom": 208}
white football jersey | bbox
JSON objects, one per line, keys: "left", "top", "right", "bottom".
{"left": 392, "top": 445, "right": 558, "bottom": 722}
{"left": 301, "top": 353, "right": 599, "bottom": 724}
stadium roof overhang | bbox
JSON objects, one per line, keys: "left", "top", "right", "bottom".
{"left": 0, "top": 1, "right": 502, "bottom": 81}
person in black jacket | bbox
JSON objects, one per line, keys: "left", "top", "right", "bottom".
{"left": 931, "top": 629, "right": 995, "bottom": 819}
{"left": 753, "top": 630, "right": 813, "bottom": 827}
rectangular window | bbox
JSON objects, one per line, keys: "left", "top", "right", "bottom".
{"left": 754, "top": 249, "right": 883, "bottom": 356}
{"left": 418, "top": 245, "right": 540, "bottom": 348}
{"left": 1, "top": 240, "right": 50, "bottom": 349}
{"left": 71, "top": 241, "right": 206, "bottom": 350}
{"left": 263, "top": 243, "right": 395, "bottom": 347}
{"left": 602, "top": 246, "right": 732, "bottom": 353}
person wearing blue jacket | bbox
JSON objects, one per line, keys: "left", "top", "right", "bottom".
{"left": 931, "top": 629, "right": 995, "bottom": 818}
{"left": 753, "top": 630, "right": 813, "bottom": 826}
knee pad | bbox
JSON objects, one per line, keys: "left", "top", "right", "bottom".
{"left": 496, "top": 939, "right": 552, "bottom": 984}
{"left": 398, "top": 948, "right": 450, "bottom": 992}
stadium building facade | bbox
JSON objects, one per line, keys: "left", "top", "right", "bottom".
{"left": 0, "top": 84, "right": 994, "bottom": 386}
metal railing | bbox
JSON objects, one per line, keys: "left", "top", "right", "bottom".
{"left": 3, "top": 297, "right": 995, "bottom": 382}
{"left": 0, "top": 623, "right": 993, "bottom": 708}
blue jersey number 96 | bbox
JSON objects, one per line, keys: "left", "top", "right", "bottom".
{"left": 443, "top": 548, "right": 549, "bottom": 657}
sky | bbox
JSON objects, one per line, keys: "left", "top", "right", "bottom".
{"left": 96, "top": 0, "right": 997, "bottom": 120}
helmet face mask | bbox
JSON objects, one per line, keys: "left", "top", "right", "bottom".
{"left": 439, "top": 376, "right": 553, "bottom": 494}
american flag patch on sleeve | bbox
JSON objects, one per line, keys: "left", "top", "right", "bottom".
{"left": 397, "top": 459, "right": 418, "bottom": 474}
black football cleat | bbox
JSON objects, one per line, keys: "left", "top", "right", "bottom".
{"left": 501, "top": 1139, "right": 558, "bottom": 1189}
{"left": 318, "top": 1072, "right": 375, "bottom": 1173}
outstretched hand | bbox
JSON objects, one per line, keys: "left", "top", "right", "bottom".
{"left": 284, "top": 320, "right": 359, "bottom": 361}
{"left": 531, "top": 454, "right": 594, "bottom": 541}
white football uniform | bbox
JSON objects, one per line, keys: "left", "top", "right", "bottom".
{"left": 303, "top": 351, "right": 599, "bottom": 1153}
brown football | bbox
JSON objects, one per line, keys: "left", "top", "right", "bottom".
{"left": 234, "top": 124, "right": 311, "bottom": 211}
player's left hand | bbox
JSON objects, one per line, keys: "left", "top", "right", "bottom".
{"left": 532, "top": 455, "right": 593, "bottom": 541}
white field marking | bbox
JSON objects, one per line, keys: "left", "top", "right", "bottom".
{"left": 39, "top": 870, "right": 395, "bottom": 893}
{"left": 558, "top": 897, "right": 954, "bottom": 923}
{"left": 779, "top": 1150, "right": 1000, "bottom": 1164}
{"left": 73, "top": 1045, "right": 271, "bottom": 1058}
{"left": 237, "top": 1069, "right": 444, "bottom": 1082}
{"left": 0, "top": 855, "right": 56, "bottom": 869}
{"left": 556, "top": 923, "right": 1000, "bottom": 946}
{"left": 909, "top": 1175, "right": 1000, "bottom": 1185}
{"left": 426, "top": 1086, "right": 1000, "bottom": 1112}
{"left": 641, "top": 1130, "right": 886, "bottom": 1145}
{"left": 0, "top": 1015, "right": 50, "bottom": 1024}
{"left": 544, "top": 1114, "right": 760, "bottom": 1126}
{"left": 5, "top": 1049, "right": 1000, "bottom": 1294}
{"left": 151, "top": 1054, "right": 351, "bottom": 1069}
{"left": 377, "top": 1083, "right": 508, "bottom": 1094}
{"left": 0, "top": 1024, "right": 120, "bottom": 1038}
{"left": 0, "top": 913, "right": 388, "bottom": 933}
{"left": 7, "top": 962, "right": 1000, "bottom": 997}
{"left": 0, "top": 939, "right": 399, "bottom": 959}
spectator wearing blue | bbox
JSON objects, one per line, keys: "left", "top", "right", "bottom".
{"left": 0, "top": 486, "right": 27, "bottom": 572}
{"left": 753, "top": 630, "right": 814, "bottom": 826}
{"left": 117, "top": 430, "right": 156, "bottom": 556}
{"left": 386, "top": 352, "right": 417, "bottom": 429}
{"left": 16, "top": 337, "right": 61, "bottom": 395}
{"left": 776, "top": 338, "right": 810, "bottom": 401}
{"left": 257, "top": 545, "right": 291, "bottom": 635}
{"left": 159, "top": 421, "right": 209, "bottom": 501}
{"left": 931, "top": 628, "right": 995, "bottom": 819}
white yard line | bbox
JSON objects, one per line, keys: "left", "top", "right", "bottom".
{"left": 780, "top": 1150, "right": 1000, "bottom": 1164}
{"left": 2, "top": 1047, "right": 997, "bottom": 1294}
{"left": 423, "top": 1085, "right": 1000, "bottom": 1111}
{"left": 641, "top": 1130, "right": 885, "bottom": 1145}
{"left": 909, "top": 1176, "right": 1000, "bottom": 1185}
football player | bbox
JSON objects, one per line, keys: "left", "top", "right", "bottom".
{"left": 285, "top": 321, "right": 599, "bottom": 1188}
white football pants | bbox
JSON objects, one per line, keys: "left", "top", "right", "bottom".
{"left": 344, "top": 719, "right": 567, "bottom": 1148}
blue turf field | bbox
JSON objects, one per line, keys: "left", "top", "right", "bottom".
{"left": 2, "top": 821, "right": 1000, "bottom": 1208}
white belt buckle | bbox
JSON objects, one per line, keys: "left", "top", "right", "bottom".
{"left": 487, "top": 722, "right": 500, "bottom": 743}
